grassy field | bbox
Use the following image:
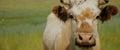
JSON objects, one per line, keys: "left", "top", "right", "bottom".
{"left": 0, "top": 0, "right": 120, "bottom": 50}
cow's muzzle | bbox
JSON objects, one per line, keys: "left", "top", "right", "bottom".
{"left": 75, "top": 33, "right": 96, "bottom": 47}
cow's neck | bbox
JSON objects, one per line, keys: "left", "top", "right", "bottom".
{"left": 57, "top": 19, "right": 73, "bottom": 50}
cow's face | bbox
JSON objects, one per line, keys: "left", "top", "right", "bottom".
{"left": 70, "top": 1, "right": 100, "bottom": 47}
{"left": 60, "top": 0, "right": 118, "bottom": 47}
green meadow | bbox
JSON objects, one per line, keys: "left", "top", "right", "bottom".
{"left": 0, "top": 0, "right": 120, "bottom": 50}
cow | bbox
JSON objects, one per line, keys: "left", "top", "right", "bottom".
{"left": 43, "top": 0, "right": 118, "bottom": 50}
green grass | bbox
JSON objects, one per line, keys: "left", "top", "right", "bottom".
{"left": 0, "top": 0, "right": 120, "bottom": 50}
{"left": 98, "top": 15, "right": 120, "bottom": 50}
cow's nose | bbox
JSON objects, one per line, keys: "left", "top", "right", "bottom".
{"left": 79, "top": 33, "right": 93, "bottom": 41}
{"left": 75, "top": 33, "right": 95, "bottom": 47}
{"left": 104, "top": 0, "right": 109, "bottom": 3}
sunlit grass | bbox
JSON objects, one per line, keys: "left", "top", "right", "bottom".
{"left": 0, "top": 32, "right": 43, "bottom": 50}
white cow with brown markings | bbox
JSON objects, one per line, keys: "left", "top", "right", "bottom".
{"left": 43, "top": 0, "right": 118, "bottom": 50}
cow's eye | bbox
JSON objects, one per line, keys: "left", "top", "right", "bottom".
{"left": 93, "top": 16, "right": 99, "bottom": 22}
{"left": 69, "top": 15, "right": 78, "bottom": 22}
{"left": 96, "top": 16, "right": 100, "bottom": 19}
{"left": 69, "top": 15, "right": 73, "bottom": 19}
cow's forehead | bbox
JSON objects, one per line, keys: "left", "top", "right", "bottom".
{"left": 71, "top": 7, "right": 100, "bottom": 20}
{"left": 70, "top": 0, "right": 100, "bottom": 20}
{"left": 77, "top": 8, "right": 94, "bottom": 19}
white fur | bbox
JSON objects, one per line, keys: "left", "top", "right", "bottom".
{"left": 43, "top": 13, "right": 64, "bottom": 50}
{"left": 70, "top": 0, "right": 100, "bottom": 16}
{"left": 85, "top": 18, "right": 93, "bottom": 26}
{"left": 78, "top": 20, "right": 82, "bottom": 28}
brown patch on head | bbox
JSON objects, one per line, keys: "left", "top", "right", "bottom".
{"left": 97, "top": 5, "right": 118, "bottom": 23}
{"left": 81, "top": 8, "right": 94, "bottom": 19}
{"left": 76, "top": 8, "right": 94, "bottom": 21}
{"left": 52, "top": 5, "right": 69, "bottom": 22}
{"left": 78, "top": 22, "right": 93, "bottom": 33}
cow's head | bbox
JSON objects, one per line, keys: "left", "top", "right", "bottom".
{"left": 60, "top": 0, "right": 118, "bottom": 48}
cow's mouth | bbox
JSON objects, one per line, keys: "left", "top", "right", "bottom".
{"left": 75, "top": 38, "right": 96, "bottom": 47}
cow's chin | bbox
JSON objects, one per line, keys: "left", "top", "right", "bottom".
{"left": 75, "top": 38, "right": 96, "bottom": 48}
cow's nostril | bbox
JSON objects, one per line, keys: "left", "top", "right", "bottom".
{"left": 79, "top": 35, "right": 83, "bottom": 40}
{"left": 89, "top": 35, "right": 93, "bottom": 40}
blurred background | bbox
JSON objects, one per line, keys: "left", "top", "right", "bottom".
{"left": 0, "top": 0, "right": 119, "bottom": 50}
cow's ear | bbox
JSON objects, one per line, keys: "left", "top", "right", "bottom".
{"left": 52, "top": 5, "right": 68, "bottom": 22}
{"left": 60, "top": 0, "right": 71, "bottom": 5}
{"left": 97, "top": 5, "right": 118, "bottom": 23}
